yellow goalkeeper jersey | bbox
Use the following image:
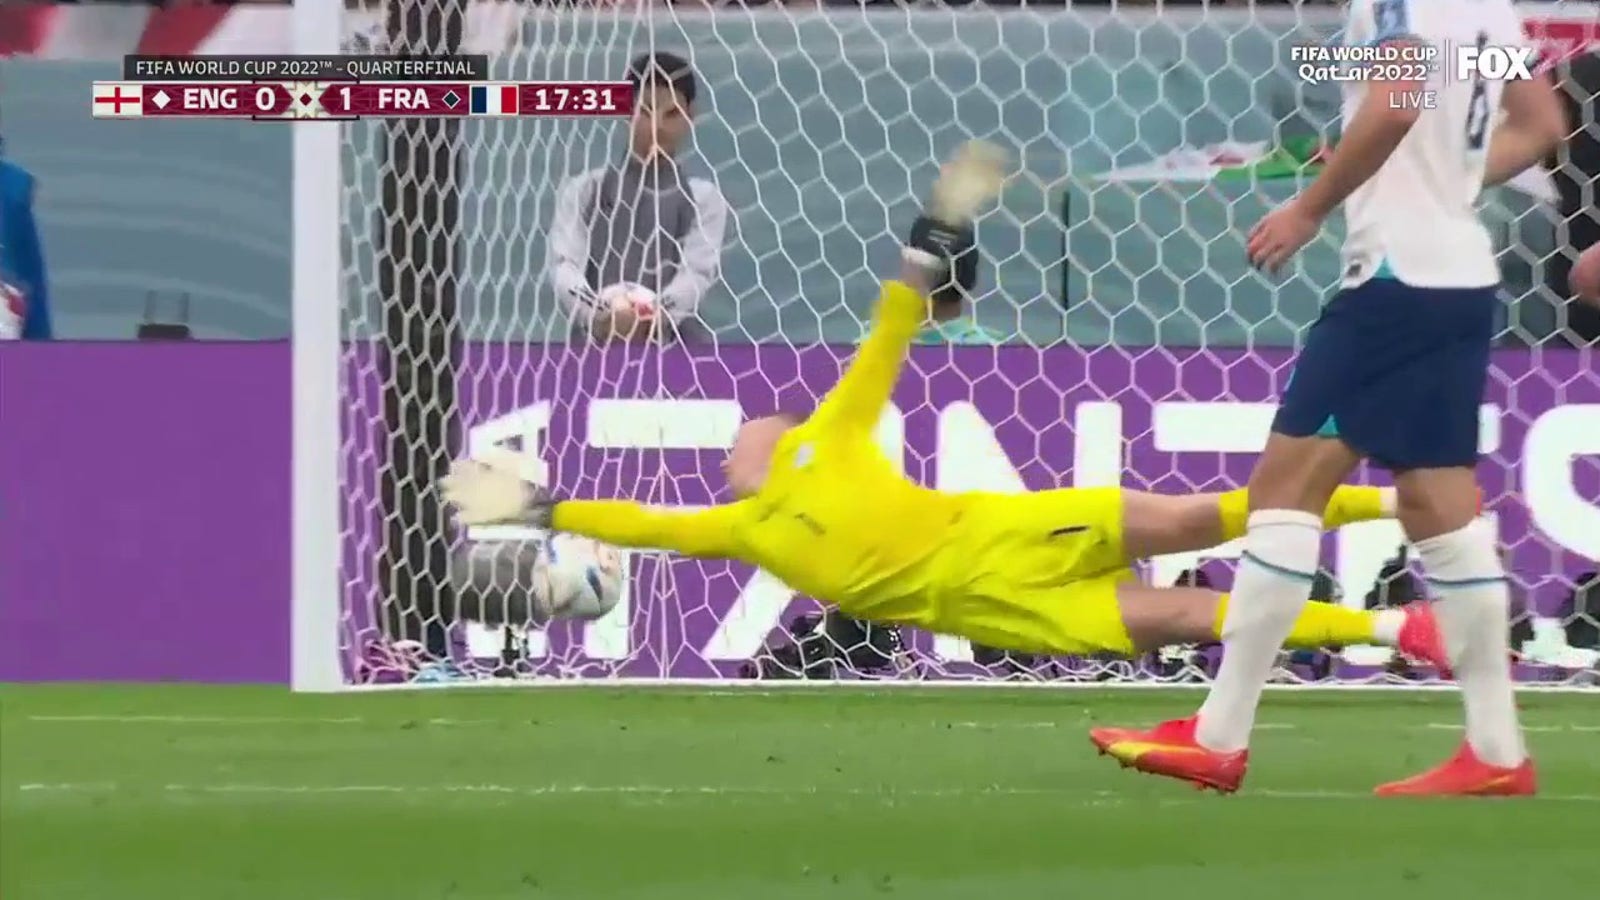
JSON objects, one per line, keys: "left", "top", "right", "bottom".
{"left": 551, "top": 281, "right": 1129, "bottom": 645}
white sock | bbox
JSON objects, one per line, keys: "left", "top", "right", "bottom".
{"left": 1372, "top": 609, "right": 1405, "bottom": 645}
{"left": 1377, "top": 487, "right": 1399, "bottom": 517}
{"left": 1414, "top": 518, "right": 1526, "bottom": 768}
{"left": 1196, "top": 509, "right": 1323, "bottom": 752}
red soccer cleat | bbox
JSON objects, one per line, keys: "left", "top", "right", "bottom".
{"left": 1374, "top": 742, "right": 1537, "bottom": 797}
{"left": 1396, "top": 601, "right": 1453, "bottom": 677}
{"left": 1089, "top": 715, "right": 1248, "bottom": 794}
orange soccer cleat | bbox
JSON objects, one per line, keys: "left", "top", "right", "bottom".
{"left": 1089, "top": 715, "right": 1248, "bottom": 794}
{"left": 1374, "top": 743, "right": 1537, "bottom": 797}
{"left": 1396, "top": 601, "right": 1452, "bottom": 677}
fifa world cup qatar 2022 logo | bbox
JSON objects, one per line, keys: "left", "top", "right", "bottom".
{"left": 1290, "top": 40, "right": 1441, "bottom": 109}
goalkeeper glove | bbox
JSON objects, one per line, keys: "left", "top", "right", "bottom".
{"left": 902, "top": 140, "right": 1008, "bottom": 306}
{"left": 440, "top": 449, "right": 556, "bottom": 528}
{"left": 904, "top": 216, "right": 979, "bottom": 308}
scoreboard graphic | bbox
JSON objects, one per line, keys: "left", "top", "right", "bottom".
{"left": 94, "top": 54, "right": 634, "bottom": 120}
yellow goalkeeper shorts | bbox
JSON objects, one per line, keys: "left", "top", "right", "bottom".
{"left": 935, "top": 486, "right": 1137, "bottom": 657}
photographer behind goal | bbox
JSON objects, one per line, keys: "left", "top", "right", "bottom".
{"left": 544, "top": 52, "right": 728, "bottom": 345}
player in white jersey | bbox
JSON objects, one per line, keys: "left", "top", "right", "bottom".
{"left": 1091, "top": 0, "right": 1568, "bottom": 795}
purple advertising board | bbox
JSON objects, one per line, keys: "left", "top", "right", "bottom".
{"left": 1, "top": 343, "right": 292, "bottom": 683}
{"left": 3, "top": 341, "right": 1597, "bottom": 684}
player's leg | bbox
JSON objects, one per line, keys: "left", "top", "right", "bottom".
{"left": 1089, "top": 286, "right": 1378, "bottom": 790}
{"left": 1090, "top": 577, "right": 1435, "bottom": 794}
{"left": 1187, "top": 339, "right": 1367, "bottom": 757}
{"left": 1371, "top": 287, "right": 1532, "bottom": 796}
{"left": 1118, "top": 484, "right": 1395, "bottom": 561}
{"left": 1113, "top": 582, "right": 1442, "bottom": 662}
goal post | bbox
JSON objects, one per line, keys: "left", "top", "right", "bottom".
{"left": 290, "top": 0, "right": 344, "bottom": 693}
{"left": 294, "top": 1, "right": 1600, "bottom": 692}
{"left": 374, "top": 0, "right": 467, "bottom": 667}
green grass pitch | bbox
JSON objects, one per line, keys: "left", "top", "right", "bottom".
{"left": 3, "top": 684, "right": 1597, "bottom": 899}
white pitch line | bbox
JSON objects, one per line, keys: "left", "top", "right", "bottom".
{"left": 25, "top": 715, "right": 367, "bottom": 725}
{"left": 1250, "top": 788, "right": 1600, "bottom": 802}
{"left": 22, "top": 715, "right": 495, "bottom": 726}
{"left": 25, "top": 715, "right": 1076, "bottom": 729}
{"left": 13, "top": 782, "right": 1131, "bottom": 803}
{"left": 22, "top": 716, "right": 1599, "bottom": 736}
{"left": 28, "top": 715, "right": 1079, "bottom": 729}
{"left": 21, "top": 715, "right": 1306, "bottom": 731}
{"left": 1422, "top": 722, "right": 1600, "bottom": 733}
{"left": 947, "top": 721, "right": 1071, "bottom": 729}
{"left": 14, "top": 782, "right": 1600, "bottom": 803}
{"left": 948, "top": 722, "right": 1300, "bottom": 731}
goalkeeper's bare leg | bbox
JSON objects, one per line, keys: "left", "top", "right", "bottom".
{"left": 1110, "top": 482, "right": 1445, "bottom": 660}
{"left": 1113, "top": 581, "right": 1443, "bottom": 666}
{"left": 1117, "top": 484, "right": 1395, "bottom": 561}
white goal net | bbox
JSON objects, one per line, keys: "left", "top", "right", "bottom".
{"left": 312, "top": 1, "right": 1600, "bottom": 690}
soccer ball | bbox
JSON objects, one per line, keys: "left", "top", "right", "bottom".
{"left": 597, "top": 282, "right": 659, "bottom": 323}
{"left": 542, "top": 532, "right": 624, "bottom": 621}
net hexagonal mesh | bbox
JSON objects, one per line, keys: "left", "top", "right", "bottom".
{"left": 337, "top": 2, "right": 1599, "bottom": 687}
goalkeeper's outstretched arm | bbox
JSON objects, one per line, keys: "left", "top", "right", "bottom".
{"left": 550, "top": 500, "right": 745, "bottom": 559}
{"left": 442, "top": 143, "right": 1007, "bottom": 558}
{"left": 440, "top": 450, "right": 746, "bottom": 559}
{"left": 807, "top": 279, "right": 928, "bottom": 432}
{"left": 810, "top": 140, "right": 1009, "bottom": 432}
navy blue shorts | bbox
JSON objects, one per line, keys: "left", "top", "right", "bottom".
{"left": 1272, "top": 278, "right": 1497, "bottom": 471}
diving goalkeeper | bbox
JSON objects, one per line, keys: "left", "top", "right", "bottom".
{"left": 443, "top": 142, "right": 1447, "bottom": 667}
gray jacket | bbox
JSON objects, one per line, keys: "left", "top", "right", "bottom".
{"left": 546, "top": 159, "right": 728, "bottom": 330}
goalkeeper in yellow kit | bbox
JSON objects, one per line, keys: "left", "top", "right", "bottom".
{"left": 443, "top": 142, "right": 1447, "bottom": 667}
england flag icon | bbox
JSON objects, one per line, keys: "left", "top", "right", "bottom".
{"left": 92, "top": 83, "right": 143, "bottom": 118}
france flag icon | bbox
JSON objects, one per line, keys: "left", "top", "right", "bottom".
{"left": 469, "top": 84, "right": 518, "bottom": 116}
